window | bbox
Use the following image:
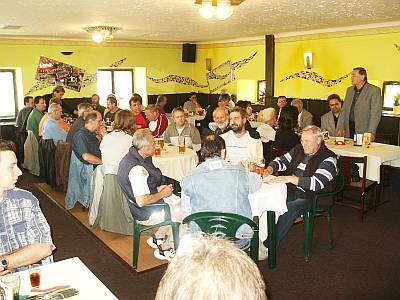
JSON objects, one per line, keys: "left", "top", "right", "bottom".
{"left": 97, "top": 69, "right": 133, "bottom": 109}
{"left": 0, "top": 69, "right": 18, "bottom": 121}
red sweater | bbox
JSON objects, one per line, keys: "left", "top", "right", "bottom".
{"left": 135, "top": 111, "right": 149, "bottom": 128}
{"left": 150, "top": 113, "right": 168, "bottom": 137}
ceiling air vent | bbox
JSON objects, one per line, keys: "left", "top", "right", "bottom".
{"left": 1, "top": 25, "right": 23, "bottom": 30}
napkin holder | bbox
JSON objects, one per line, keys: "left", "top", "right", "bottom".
{"left": 335, "top": 137, "right": 345, "bottom": 145}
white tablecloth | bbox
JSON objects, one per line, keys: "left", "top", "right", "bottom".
{"left": 326, "top": 139, "right": 400, "bottom": 183}
{"left": 248, "top": 182, "right": 287, "bottom": 241}
{"left": 17, "top": 257, "right": 117, "bottom": 299}
{"left": 153, "top": 145, "right": 199, "bottom": 182}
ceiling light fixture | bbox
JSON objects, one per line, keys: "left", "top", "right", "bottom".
{"left": 83, "top": 26, "right": 121, "bottom": 43}
{"left": 195, "top": 0, "right": 244, "bottom": 20}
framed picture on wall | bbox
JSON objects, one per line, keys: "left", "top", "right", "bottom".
{"left": 258, "top": 80, "right": 266, "bottom": 104}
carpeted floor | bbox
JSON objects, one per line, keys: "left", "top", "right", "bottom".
{"left": 17, "top": 170, "right": 400, "bottom": 300}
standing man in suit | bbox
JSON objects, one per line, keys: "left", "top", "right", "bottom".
{"left": 321, "top": 94, "right": 342, "bottom": 137}
{"left": 291, "top": 98, "right": 313, "bottom": 130}
{"left": 338, "top": 67, "right": 382, "bottom": 140}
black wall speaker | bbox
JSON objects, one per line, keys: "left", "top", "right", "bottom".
{"left": 182, "top": 43, "right": 196, "bottom": 63}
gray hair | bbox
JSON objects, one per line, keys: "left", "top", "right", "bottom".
{"left": 48, "top": 103, "right": 61, "bottom": 115}
{"left": 132, "top": 129, "right": 152, "bottom": 150}
{"left": 78, "top": 103, "right": 93, "bottom": 117}
{"left": 291, "top": 98, "right": 303, "bottom": 108}
{"left": 301, "top": 125, "right": 323, "bottom": 141}
{"left": 258, "top": 108, "right": 276, "bottom": 123}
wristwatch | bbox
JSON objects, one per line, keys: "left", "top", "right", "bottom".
{"left": 0, "top": 257, "right": 8, "bottom": 270}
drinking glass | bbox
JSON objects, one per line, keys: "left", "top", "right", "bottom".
{"left": 29, "top": 269, "right": 41, "bottom": 288}
{"left": 178, "top": 136, "right": 185, "bottom": 154}
{"left": 0, "top": 274, "right": 20, "bottom": 300}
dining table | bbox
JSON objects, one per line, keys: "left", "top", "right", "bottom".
{"left": 249, "top": 181, "right": 287, "bottom": 268}
{"left": 16, "top": 257, "right": 117, "bottom": 299}
{"left": 153, "top": 145, "right": 199, "bottom": 182}
{"left": 325, "top": 138, "right": 400, "bottom": 183}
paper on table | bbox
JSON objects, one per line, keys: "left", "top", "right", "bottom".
{"left": 263, "top": 175, "right": 276, "bottom": 184}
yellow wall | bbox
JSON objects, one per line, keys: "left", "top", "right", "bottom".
{"left": 1, "top": 29, "right": 399, "bottom": 106}
{"left": 275, "top": 32, "right": 400, "bottom": 99}
{"left": 0, "top": 42, "right": 194, "bottom": 99}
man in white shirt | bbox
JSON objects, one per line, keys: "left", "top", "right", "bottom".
{"left": 221, "top": 107, "right": 263, "bottom": 165}
{"left": 163, "top": 107, "right": 201, "bottom": 151}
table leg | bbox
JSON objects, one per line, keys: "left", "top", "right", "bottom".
{"left": 267, "top": 211, "right": 276, "bottom": 269}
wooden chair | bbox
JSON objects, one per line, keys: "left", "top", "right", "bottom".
{"left": 335, "top": 156, "right": 378, "bottom": 222}
{"left": 181, "top": 212, "right": 260, "bottom": 264}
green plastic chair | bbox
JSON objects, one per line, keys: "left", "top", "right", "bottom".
{"left": 123, "top": 193, "right": 180, "bottom": 271}
{"left": 181, "top": 212, "right": 260, "bottom": 264}
{"left": 303, "top": 170, "right": 344, "bottom": 261}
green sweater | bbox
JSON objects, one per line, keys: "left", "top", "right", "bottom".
{"left": 26, "top": 108, "right": 44, "bottom": 140}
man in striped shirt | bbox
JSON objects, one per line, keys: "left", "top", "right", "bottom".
{"left": 264, "top": 125, "right": 338, "bottom": 248}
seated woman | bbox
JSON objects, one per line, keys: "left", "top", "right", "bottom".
{"left": 273, "top": 106, "right": 300, "bottom": 152}
{"left": 90, "top": 110, "right": 135, "bottom": 235}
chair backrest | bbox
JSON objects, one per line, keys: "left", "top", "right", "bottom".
{"left": 182, "top": 211, "right": 258, "bottom": 239}
{"left": 338, "top": 155, "right": 367, "bottom": 192}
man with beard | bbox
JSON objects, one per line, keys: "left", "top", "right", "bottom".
{"left": 220, "top": 107, "right": 263, "bottom": 166}
{"left": 208, "top": 107, "right": 230, "bottom": 135}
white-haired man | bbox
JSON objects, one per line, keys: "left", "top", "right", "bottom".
{"left": 264, "top": 125, "right": 337, "bottom": 250}
{"left": 42, "top": 103, "right": 67, "bottom": 145}
{"left": 291, "top": 98, "right": 313, "bottom": 130}
{"left": 208, "top": 107, "right": 230, "bottom": 135}
{"left": 66, "top": 102, "right": 93, "bottom": 143}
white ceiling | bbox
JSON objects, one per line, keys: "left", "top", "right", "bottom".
{"left": 0, "top": 0, "right": 399, "bottom": 43}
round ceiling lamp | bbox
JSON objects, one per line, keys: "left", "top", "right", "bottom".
{"left": 195, "top": 0, "right": 244, "bottom": 20}
{"left": 83, "top": 26, "right": 122, "bottom": 43}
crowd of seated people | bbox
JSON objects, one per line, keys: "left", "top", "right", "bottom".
{"left": 16, "top": 87, "right": 344, "bottom": 268}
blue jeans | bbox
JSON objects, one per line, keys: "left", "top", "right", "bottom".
{"left": 275, "top": 194, "right": 312, "bottom": 247}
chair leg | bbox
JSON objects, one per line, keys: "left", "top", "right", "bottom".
{"left": 303, "top": 211, "right": 313, "bottom": 262}
{"left": 327, "top": 208, "right": 335, "bottom": 249}
{"left": 361, "top": 193, "right": 366, "bottom": 222}
{"left": 171, "top": 222, "right": 180, "bottom": 251}
{"left": 267, "top": 211, "right": 277, "bottom": 269}
{"left": 133, "top": 223, "right": 141, "bottom": 270}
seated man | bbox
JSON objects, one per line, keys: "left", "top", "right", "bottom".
{"left": 220, "top": 107, "right": 263, "bottom": 165}
{"left": 145, "top": 104, "right": 168, "bottom": 137}
{"left": 42, "top": 103, "right": 67, "bottom": 145}
{"left": 208, "top": 107, "right": 230, "bottom": 135}
{"left": 66, "top": 111, "right": 104, "bottom": 209}
{"left": 163, "top": 107, "right": 201, "bottom": 151}
{"left": 201, "top": 93, "right": 230, "bottom": 134}
{"left": 91, "top": 94, "right": 105, "bottom": 117}
{"left": 26, "top": 96, "right": 47, "bottom": 140}
{"left": 0, "top": 139, "right": 54, "bottom": 274}
{"left": 104, "top": 94, "right": 121, "bottom": 122}
{"left": 181, "top": 135, "right": 262, "bottom": 253}
{"left": 16, "top": 96, "right": 34, "bottom": 130}
{"left": 264, "top": 125, "right": 338, "bottom": 249}
{"left": 291, "top": 98, "right": 313, "bottom": 130}
{"left": 155, "top": 235, "right": 267, "bottom": 300}
{"left": 118, "top": 129, "right": 177, "bottom": 259}
{"left": 72, "top": 111, "right": 103, "bottom": 166}
{"left": 321, "top": 94, "right": 343, "bottom": 137}
{"left": 66, "top": 102, "right": 93, "bottom": 143}
{"left": 129, "top": 93, "right": 149, "bottom": 129}
{"left": 156, "top": 94, "right": 168, "bottom": 114}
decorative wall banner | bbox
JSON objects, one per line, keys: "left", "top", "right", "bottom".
{"left": 280, "top": 70, "right": 351, "bottom": 87}
{"left": 148, "top": 52, "right": 257, "bottom": 92}
{"left": 35, "top": 56, "right": 85, "bottom": 91}
{"left": 207, "top": 60, "right": 234, "bottom": 93}
{"left": 25, "top": 57, "right": 127, "bottom": 95}
{"left": 147, "top": 74, "right": 208, "bottom": 88}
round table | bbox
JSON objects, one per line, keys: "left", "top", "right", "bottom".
{"left": 152, "top": 145, "right": 199, "bottom": 182}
